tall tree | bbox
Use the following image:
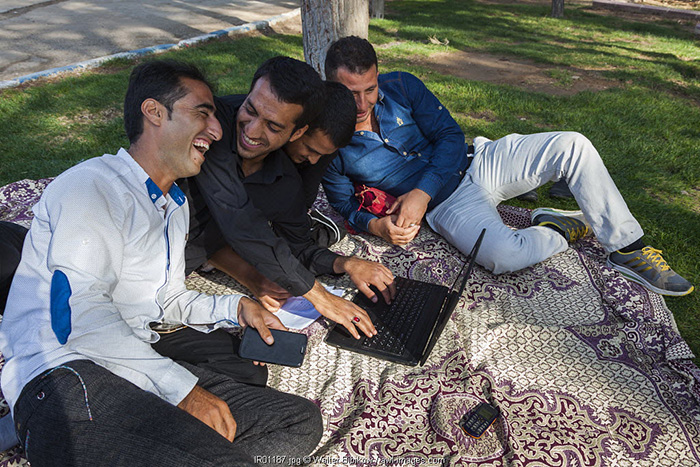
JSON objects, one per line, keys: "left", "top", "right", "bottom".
{"left": 370, "top": 0, "right": 385, "bottom": 19}
{"left": 301, "top": 0, "right": 370, "bottom": 78}
{"left": 551, "top": 0, "right": 564, "bottom": 18}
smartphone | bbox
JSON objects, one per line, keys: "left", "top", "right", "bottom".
{"left": 459, "top": 402, "right": 499, "bottom": 439}
{"left": 238, "top": 327, "right": 307, "bottom": 368}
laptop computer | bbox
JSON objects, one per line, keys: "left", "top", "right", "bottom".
{"left": 325, "top": 229, "right": 485, "bottom": 366}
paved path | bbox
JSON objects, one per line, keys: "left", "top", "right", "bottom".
{"left": 0, "top": 0, "right": 299, "bottom": 82}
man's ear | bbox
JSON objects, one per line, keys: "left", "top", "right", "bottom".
{"left": 288, "top": 124, "right": 309, "bottom": 143}
{"left": 141, "top": 98, "right": 164, "bottom": 127}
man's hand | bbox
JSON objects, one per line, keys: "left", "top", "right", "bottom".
{"left": 210, "top": 246, "right": 291, "bottom": 312}
{"left": 386, "top": 188, "right": 431, "bottom": 229}
{"left": 237, "top": 297, "right": 288, "bottom": 365}
{"left": 178, "top": 385, "right": 237, "bottom": 442}
{"left": 334, "top": 256, "right": 396, "bottom": 305}
{"left": 247, "top": 276, "right": 291, "bottom": 312}
{"left": 368, "top": 215, "right": 420, "bottom": 245}
{"left": 304, "top": 281, "right": 377, "bottom": 339}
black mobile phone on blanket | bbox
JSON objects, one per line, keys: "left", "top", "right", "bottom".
{"left": 238, "top": 327, "right": 307, "bottom": 368}
{"left": 459, "top": 403, "right": 499, "bottom": 439}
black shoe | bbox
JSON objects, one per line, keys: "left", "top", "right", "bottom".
{"left": 517, "top": 190, "right": 538, "bottom": 202}
{"left": 549, "top": 179, "right": 574, "bottom": 199}
{"left": 531, "top": 207, "right": 591, "bottom": 242}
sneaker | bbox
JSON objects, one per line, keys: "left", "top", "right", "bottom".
{"left": 531, "top": 207, "right": 591, "bottom": 242}
{"left": 517, "top": 189, "right": 538, "bottom": 202}
{"left": 549, "top": 179, "right": 574, "bottom": 199}
{"left": 308, "top": 209, "right": 347, "bottom": 248}
{"left": 607, "top": 247, "right": 694, "bottom": 296}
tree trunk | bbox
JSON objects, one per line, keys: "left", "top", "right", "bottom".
{"left": 301, "top": 0, "right": 370, "bottom": 78}
{"left": 551, "top": 0, "right": 564, "bottom": 18}
{"left": 370, "top": 0, "right": 385, "bottom": 19}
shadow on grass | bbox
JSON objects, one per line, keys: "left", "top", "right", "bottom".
{"left": 373, "top": 0, "right": 700, "bottom": 100}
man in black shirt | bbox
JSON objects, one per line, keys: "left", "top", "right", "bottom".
{"left": 155, "top": 57, "right": 395, "bottom": 384}
{"left": 283, "top": 82, "right": 351, "bottom": 248}
{"left": 215, "top": 81, "right": 394, "bottom": 308}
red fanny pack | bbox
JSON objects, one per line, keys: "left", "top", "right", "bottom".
{"left": 345, "top": 184, "right": 397, "bottom": 234}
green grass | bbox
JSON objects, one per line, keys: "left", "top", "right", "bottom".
{"left": 0, "top": 0, "right": 698, "bottom": 362}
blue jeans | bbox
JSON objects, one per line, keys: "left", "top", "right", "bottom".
{"left": 13, "top": 360, "right": 322, "bottom": 466}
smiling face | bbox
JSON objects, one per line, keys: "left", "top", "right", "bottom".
{"left": 284, "top": 129, "right": 337, "bottom": 165}
{"left": 332, "top": 64, "right": 379, "bottom": 125}
{"left": 236, "top": 76, "right": 306, "bottom": 165}
{"left": 159, "top": 77, "right": 222, "bottom": 179}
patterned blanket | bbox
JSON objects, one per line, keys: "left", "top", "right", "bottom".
{"left": 1, "top": 179, "right": 699, "bottom": 466}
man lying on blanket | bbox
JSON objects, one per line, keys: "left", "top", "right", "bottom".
{"left": 155, "top": 62, "right": 396, "bottom": 386}
{"left": 0, "top": 60, "right": 322, "bottom": 466}
{"left": 322, "top": 36, "right": 693, "bottom": 297}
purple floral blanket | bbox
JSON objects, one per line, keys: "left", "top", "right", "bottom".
{"left": 1, "top": 179, "right": 699, "bottom": 466}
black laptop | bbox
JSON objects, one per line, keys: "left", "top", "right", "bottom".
{"left": 325, "top": 229, "right": 485, "bottom": 366}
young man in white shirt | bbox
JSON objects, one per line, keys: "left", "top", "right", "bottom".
{"left": 0, "top": 60, "right": 322, "bottom": 466}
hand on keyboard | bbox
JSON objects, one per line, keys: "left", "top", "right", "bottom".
{"left": 304, "top": 281, "right": 377, "bottom": 339}
{"left": 334, "top": 256, "right": 397, "bottom": 305}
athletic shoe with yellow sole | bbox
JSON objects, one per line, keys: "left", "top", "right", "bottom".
{"left": 531, "top": 207, "right": 591, "bottom": 243}
{"left": 607, "top": 247, "right": 694, "bottom": 296}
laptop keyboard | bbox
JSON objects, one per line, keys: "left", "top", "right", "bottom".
{"left": 360, "top": 277, "right": 446, "bottom": 354}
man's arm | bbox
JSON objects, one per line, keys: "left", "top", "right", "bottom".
{"left": 245, "top": 162, "right": 396, "bottom": 304}
{"left": 208, "top": 246, "right": 292, "bottom": 312}
{"left": 386, "top": 72, "right": 468, "bottom": 229}
{"left": 321, "top": 157, "right": 380, "bottom": 232}
{"left": 245, "top": 161, "right": 341, "bottom": 277}
{"left": 322, "top": 162, "right": 417, "bottom": 245}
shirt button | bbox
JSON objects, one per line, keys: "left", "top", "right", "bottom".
{"left": 438, "top": 105, "right": 443, "bottom": 110}
{"left": 418, "top": 153, "right": 422, "bottom": 157}
{"left": 151, "top": 194, "right": 157, "bottom": 199}
{"left": 403, "top": 151, "right": 407, "bottom": 156}
{"left": 384, "top": 138, "right": 389, "bottom": 143}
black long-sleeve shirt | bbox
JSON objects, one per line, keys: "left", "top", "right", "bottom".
{"left": 179, "top": 95, "right": 315, "bottom": 296}
{"left": 243, "top": 149, "right": 339, "bottom": 276}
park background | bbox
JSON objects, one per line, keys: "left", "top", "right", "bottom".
{"left": 1, "top": 0, "right": 697, "bottom": 363}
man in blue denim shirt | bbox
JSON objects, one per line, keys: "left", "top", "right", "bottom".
{"left": 322, "top": 36, "right": 693, "bottom": 297}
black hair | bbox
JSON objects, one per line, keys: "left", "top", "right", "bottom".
{"left": 324, "top": 36, "right": 378, "bottom": 81}
{"left": 249, "top": 56, "right": 325, "bottom": 131}
{"left": 308, "top": 81, "right": 356, "bottom": 148}
{"left": 124, "top": 60, "right": 213, "bottom": 144}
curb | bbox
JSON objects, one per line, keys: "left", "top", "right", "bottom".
{"left": 591, "top": 0, "right": 700, "bottom": 22}
{"left": 0, "top": 8, "right": 300, "bottom": 90}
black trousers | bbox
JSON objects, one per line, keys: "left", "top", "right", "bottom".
{"left": 0, "top": 221, "right": 28, "bottom": 313}
{"left": 152, "top": 327, "right": 268, "bottom": 387}
{"left": 14, "top": 360, "right": 321, "bottom": 466}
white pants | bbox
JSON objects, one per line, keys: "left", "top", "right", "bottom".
{"left": 426, "top": 132, "right": 643, "bottom": 274}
